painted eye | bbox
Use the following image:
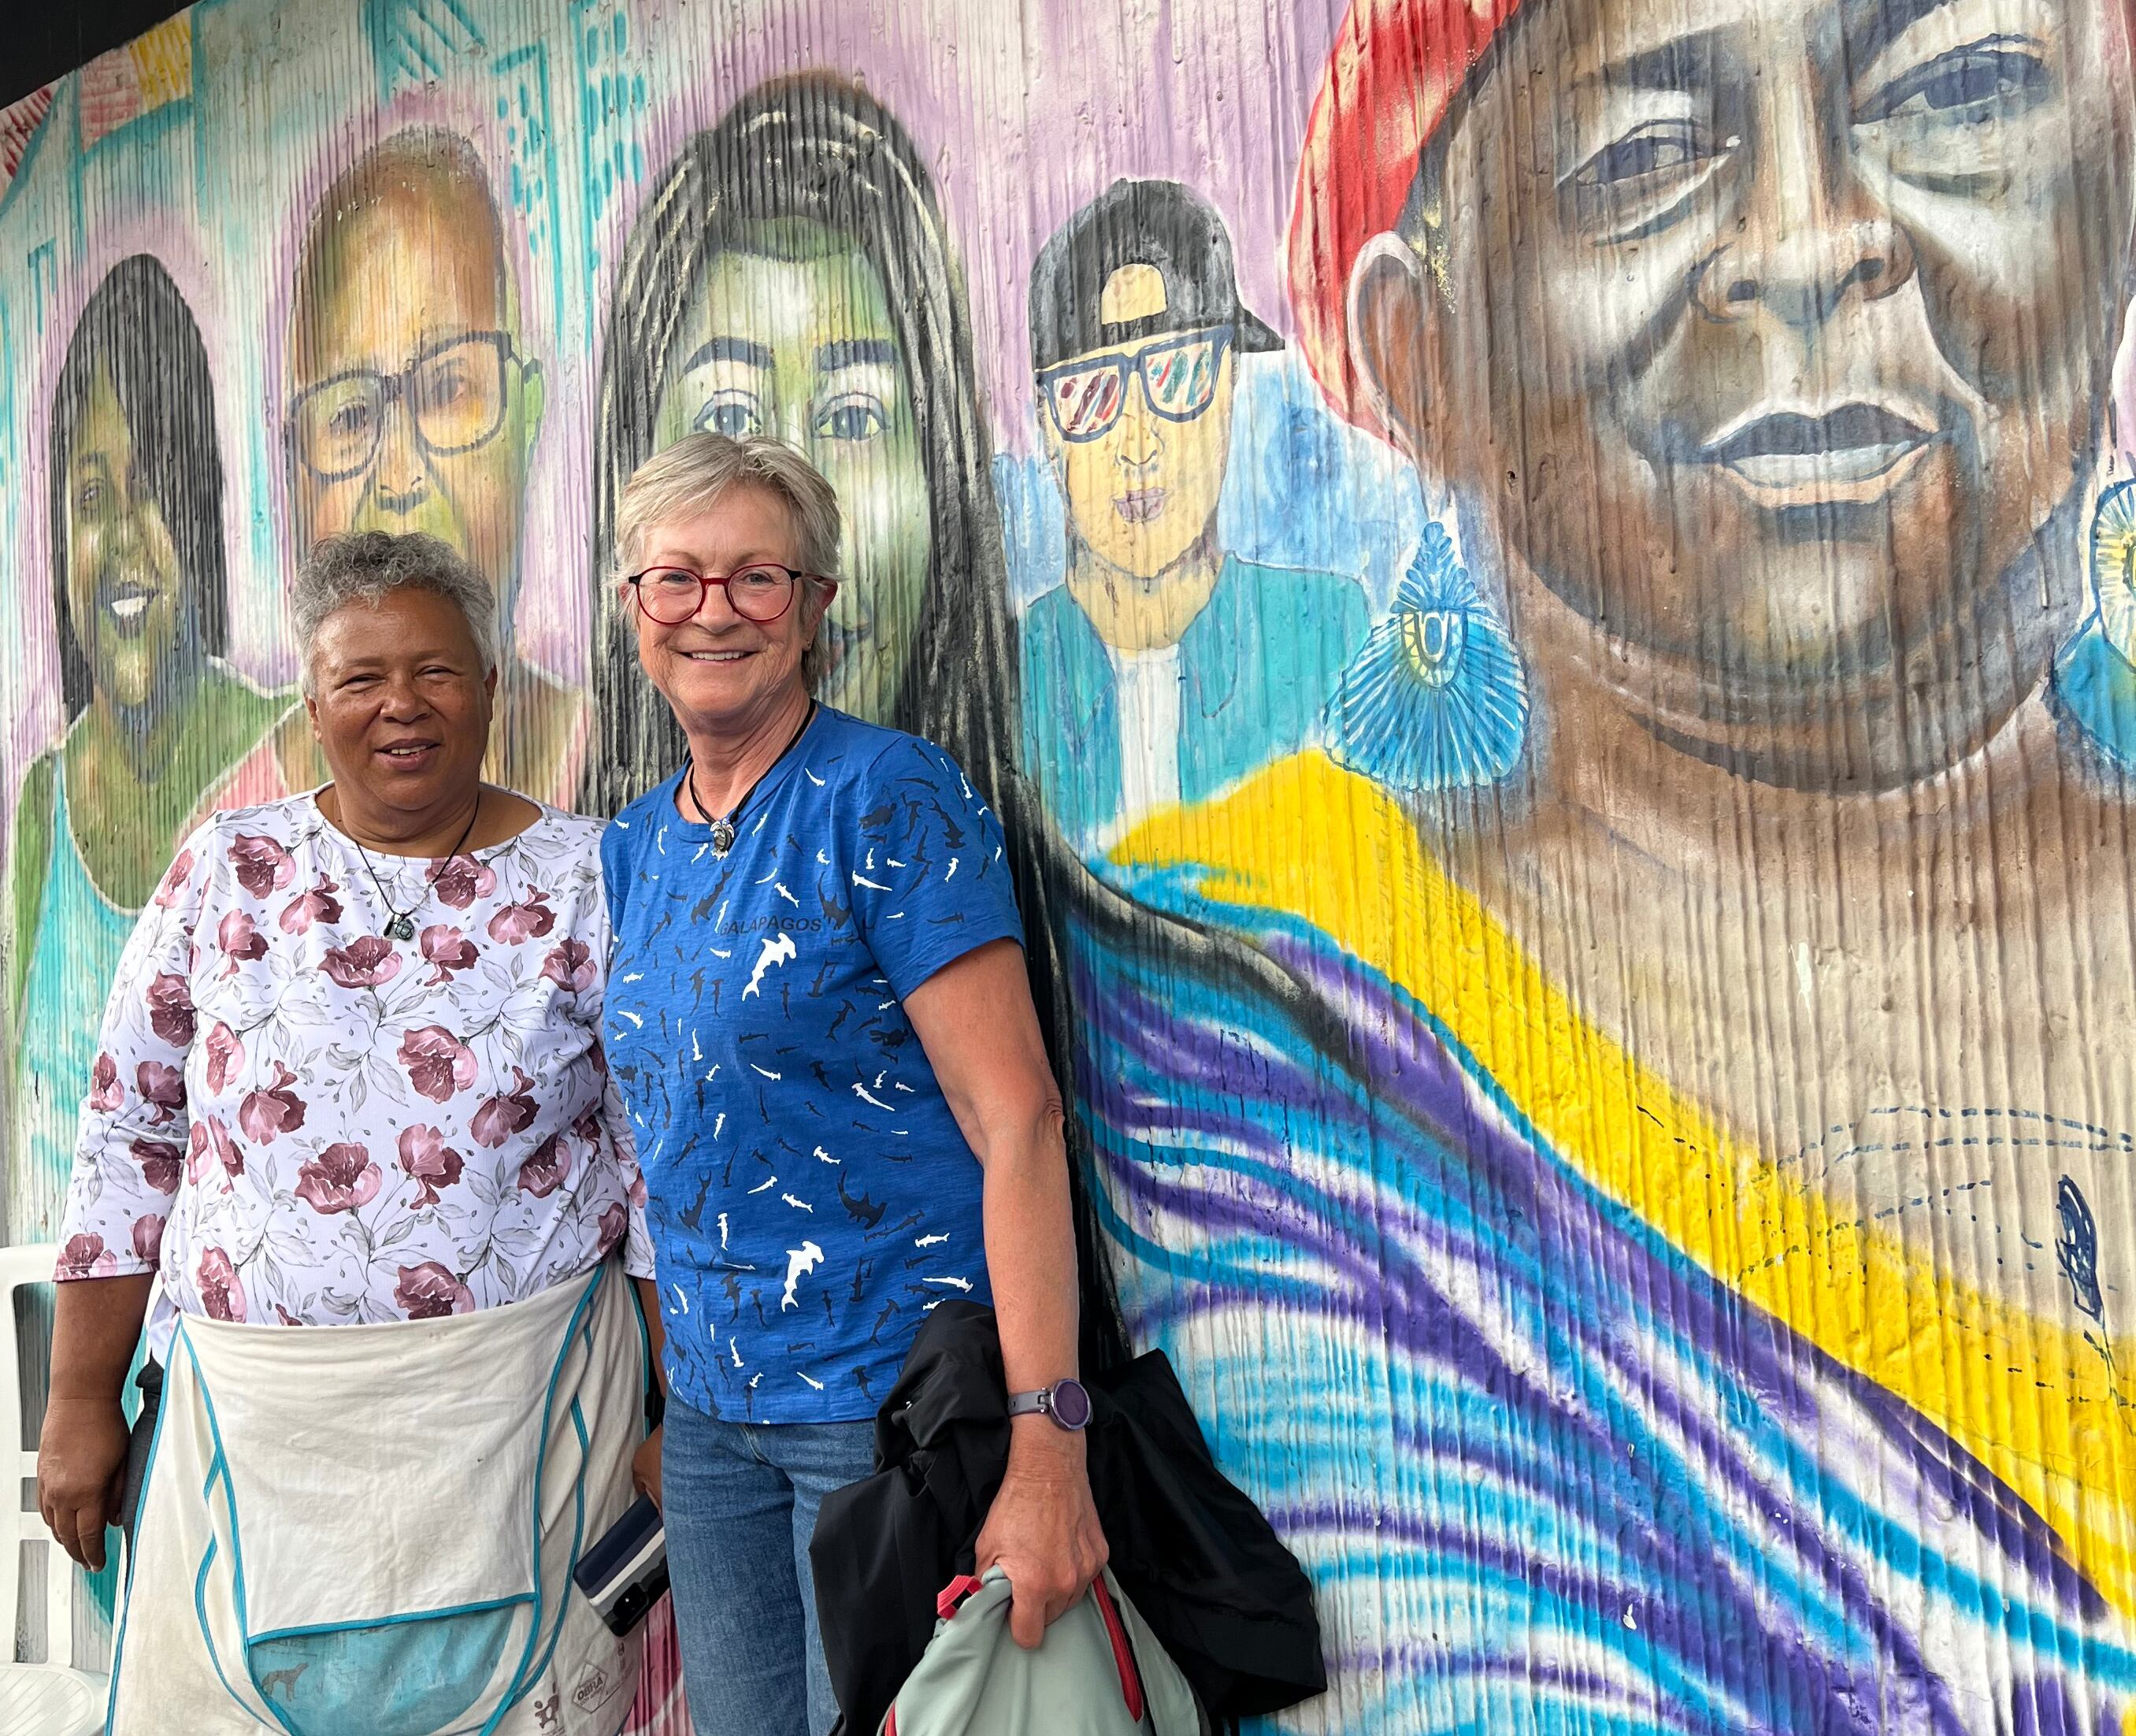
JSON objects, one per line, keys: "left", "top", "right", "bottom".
{"left": 691, "top": 391, "right": 762, "bottom": 440}
{"left": 75, "top": 479, "right": 107, "bottom": 514}
{"left": 1862, "top": 45, "right": 2049, "bottom": 126}
{"left": 814, "top": 395, "right": 886, "bottom": 443}
{"left": 1578, "top": 120, "right": 1711, "bottom": 189}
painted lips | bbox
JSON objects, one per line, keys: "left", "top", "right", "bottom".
{"left": 1700, "top": 403, "right": 1938, "bottom": 508}
{"left": 1114, "top": 488, "right": 1169, "bottom": 524}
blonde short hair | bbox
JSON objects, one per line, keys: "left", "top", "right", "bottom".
{"left": 616, "top": 433, "right": 842, "bottom": 692}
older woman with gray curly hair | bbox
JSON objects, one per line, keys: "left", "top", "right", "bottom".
{"left": 39, "top": 530, "right": 655, "bottom": 1734}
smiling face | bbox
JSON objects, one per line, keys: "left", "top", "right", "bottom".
{"left": 65, "top": 366, "right": 195, "bottom": 715}
{"left": 1364, "top": 0, "right": 2134, "bottom": 788}
{"left": 1046, "top": 325, "right": 1236, "bottom": 581}
{"left": 625, "top": 484, "right": 833, "bottom": 742}
{"left": 304, "top": 587, "right": 495, "bottom": 819}
{"left": 655, "top": 225, "right": 925, "bottom": 725}
{"left": 290, "top": 161, "right": 540, "bottom": 629}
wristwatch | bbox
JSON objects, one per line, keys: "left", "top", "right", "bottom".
{"left": 1006, "top": 1378, "right": 1092, "bottom": 1432}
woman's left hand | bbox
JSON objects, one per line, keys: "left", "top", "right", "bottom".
{"left": 973, "top": 1423, "right": 1108, "bottom": 1649}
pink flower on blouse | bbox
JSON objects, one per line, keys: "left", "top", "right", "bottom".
{"left": 154, "top": 848, "right": 195, "bottom": 909}
{"left": 131, "top": 1137, "right": 184, "bottom": 1194}
{"left": 487, "top": 890, "right": 556, "bottom": 944}
{"left": 295, "top": 1142, "right": 382, "bottom": 1214}
{"left": 399, "top": 1026, "right": 477, "bottom": 1103}
{"left": 132, "top": 1215, "right": 165, "bottom": 1265}
{"left": 517, "top": 1132, "right": 571, "bottom": 1198}
{"left": 136, "top": 1059, "right": 186, "bottom": 1124}
{"left": 420, "top": 924, "right": 480, "bottom": 985}
{"left": 431, "top": 855, "right": 498, "bottom": 911}
{"left": 57, "top": 1233, "right": 117, "bottom": 1278}
{"left": 239, "top": 1062, "right": 307, "bottom": 1143}
{"left": 280, "top": 877, "right": 344, "bottom": 934}
{"left": 597, "top": 1202, "right": 628, "bottom": 1258}
{"left": 472, "top": 1066, "right": 539, "bottom": 1148}
{"left": 323, "top": 936, "right": 403, "bottom": 989}
{"left": 398, "top": 1124, "right": 466, "bottom": 1207}
{"left": 186, "top": 1116, "right": 242, "bottom": 1184}
{"left": 229, "top": 833, "right": 297, "bottom": 897}
{"left": 206, "top": 1022, "right": 245, "bottom": 1094}
{"left": 217, "top": 910, "right": 268, "bottom": 977}
{"left": 88, "top": 1052, "right": 123, "bottom": 1113}
{"left": 197, "top": 1246, "right": 247, "bottom": 1321}
{"left": 395, "top": 1261, "right": 475, "bottom": 1319}
{"left": 146, "top": 972, "right": 197, "bottom": 1047}
{"left": 540, "top": 937, "right": 596, "bottom": 992}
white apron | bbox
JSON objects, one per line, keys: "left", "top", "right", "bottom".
{"left": 109, "top": 1259, "right": 646, "bottom": 1735}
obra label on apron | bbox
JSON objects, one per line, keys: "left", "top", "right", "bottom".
{"left": 109, "top": 1260, "right": 645, "bottom": 1735}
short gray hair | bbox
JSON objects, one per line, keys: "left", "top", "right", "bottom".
{"left": 294, "top": 531, "right": 498, "bottom": 696}
{"left": 616, "top": 434, "right": 842, "bottom": 692}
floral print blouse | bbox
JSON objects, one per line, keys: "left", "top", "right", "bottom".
{"left": 57, "top": 795, "right": 652, "bottom": 1357}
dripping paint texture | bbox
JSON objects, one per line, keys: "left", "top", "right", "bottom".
{"left": 4, "top": 0, "right": 2136, "bottom": 1729}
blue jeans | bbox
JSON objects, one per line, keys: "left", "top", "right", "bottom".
{"left": 663, "top": 1398, "right": 877, "bottom": 1736}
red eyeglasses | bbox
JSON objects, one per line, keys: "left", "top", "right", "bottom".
{"left": 625, "top": 564, "right": 829, "bottom": 625}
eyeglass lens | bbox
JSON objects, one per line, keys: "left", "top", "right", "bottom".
{"left": 294, "top": 335, "right": 510, "bottom": 481}
{"left": 1045, "top": 333, "right": 1221, "bottom": 441}
{"left": 636, "top": 566, "right": 797, "bottom": 625}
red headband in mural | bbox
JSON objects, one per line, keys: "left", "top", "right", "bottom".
{"left": 1289, "top": 0, "right": 1525, "bottom": 429}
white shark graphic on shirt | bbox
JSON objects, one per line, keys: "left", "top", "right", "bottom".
{"left": 781, "top": 1241, "right": 825, "bottom": 1310}
{"left": 744, "top": 933, "right": 798, "bottom": 999}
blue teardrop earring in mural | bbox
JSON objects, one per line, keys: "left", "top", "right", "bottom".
{"left": 1325, "top": 522, "right": 1528, "bottom": 792}
{"left": 2051, "top": 480, "right": 2136, "bottom": 768}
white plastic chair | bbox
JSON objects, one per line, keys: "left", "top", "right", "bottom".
{"left": 0, "top": 1242, "right": 107, "bottom": 1736}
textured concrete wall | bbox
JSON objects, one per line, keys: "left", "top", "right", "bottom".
{"left": 8, "top": 1, "right": 2136, "bottom": 1729}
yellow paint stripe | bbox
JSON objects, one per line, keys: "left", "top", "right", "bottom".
{"left": 1116, "top": 751, "right": 2136, "bottom": 1609}
{"left": 126, "top": 15, "right": 192, "bottom": 113}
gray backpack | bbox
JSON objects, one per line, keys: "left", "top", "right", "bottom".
{"left": 880, "top": 1567, "right": 1203, "bottom": 1736}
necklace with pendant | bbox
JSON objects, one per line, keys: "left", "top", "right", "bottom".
{"left": 686, "top": 702, "right": 817, "bottom": 859}
{"left": 348, "top": 792, "right": 483, "bottom": 942}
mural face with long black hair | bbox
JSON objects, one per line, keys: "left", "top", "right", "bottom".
{"left": 9, "top": 254, "right": 276, "bottom": 1248}
{"left": 654, "top": 219, "right": 932, "bottom": 724}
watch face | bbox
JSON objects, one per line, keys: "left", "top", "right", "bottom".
{"left": 1051, "top": 1378, "right": 1092, "bottom": 1430}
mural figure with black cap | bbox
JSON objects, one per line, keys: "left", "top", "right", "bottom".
{"left": 1020, "top": 178, "right": 1368, "bottom": 848}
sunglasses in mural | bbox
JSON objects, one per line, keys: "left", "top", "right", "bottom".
{"left": 287, "top": 330, "right": 519, "bottom": 481}
{"left": 1039, "top": 327, "right": 1231, "bottom": 442}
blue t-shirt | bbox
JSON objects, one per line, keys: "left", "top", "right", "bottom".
{"left": 601, "top": 707, "right": 1023, "bottom": 1422}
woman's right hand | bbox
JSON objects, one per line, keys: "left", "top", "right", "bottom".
{"left": 632, "top": 1423, "right": 664, "bottom": 1509}
{"left": 39, "top": 1395, "right": 130, "bottom": 1570}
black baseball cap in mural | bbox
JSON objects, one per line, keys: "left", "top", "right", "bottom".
{"left": 1029, "top": 178, "right": 1282, "bottom": 371}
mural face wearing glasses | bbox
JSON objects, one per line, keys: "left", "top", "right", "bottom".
{"left": 1022, "top": 179, "right": 1367, "bottom": 847}
{"left": 202, "top": 127, "right": 580, "bottom": 814}
{"left": 651, "top": 220, "right": 929, "bottom": 726}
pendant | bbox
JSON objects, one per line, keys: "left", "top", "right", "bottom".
{"left": 385, "top": 914, "right": 417, "bottom": 942}
{"left": 710, "top": 819, "right": 736, "bottom": 858}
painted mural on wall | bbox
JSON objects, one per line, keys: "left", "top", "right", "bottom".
{"left": 5, "top": 0, "right": 2136, "bottom": 1731}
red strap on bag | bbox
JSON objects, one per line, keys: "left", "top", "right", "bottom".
{"left": 936, "top": 1575, "right": 986, "bottom": 1621}
{"left": 1090, "top": 1575, "right": 1147, "bottom": 1723}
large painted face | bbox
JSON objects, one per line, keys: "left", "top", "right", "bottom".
{"left": 1368, "top": 0, "right": 2135, "bottom": 788}
{"left": 625, "top": 484, "right": 833, "bottom": 742}
{"left": 655, "top": 227, "right": 928, "bottom": 727}
{"left": 1044, "top": 316, "right": 1236, "bottom": 581}
{"left": 65, "top": 366, "right": 195, "bottom": 716}
{"left": 289, "top": 176, "right": 540, "bottom": 625}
